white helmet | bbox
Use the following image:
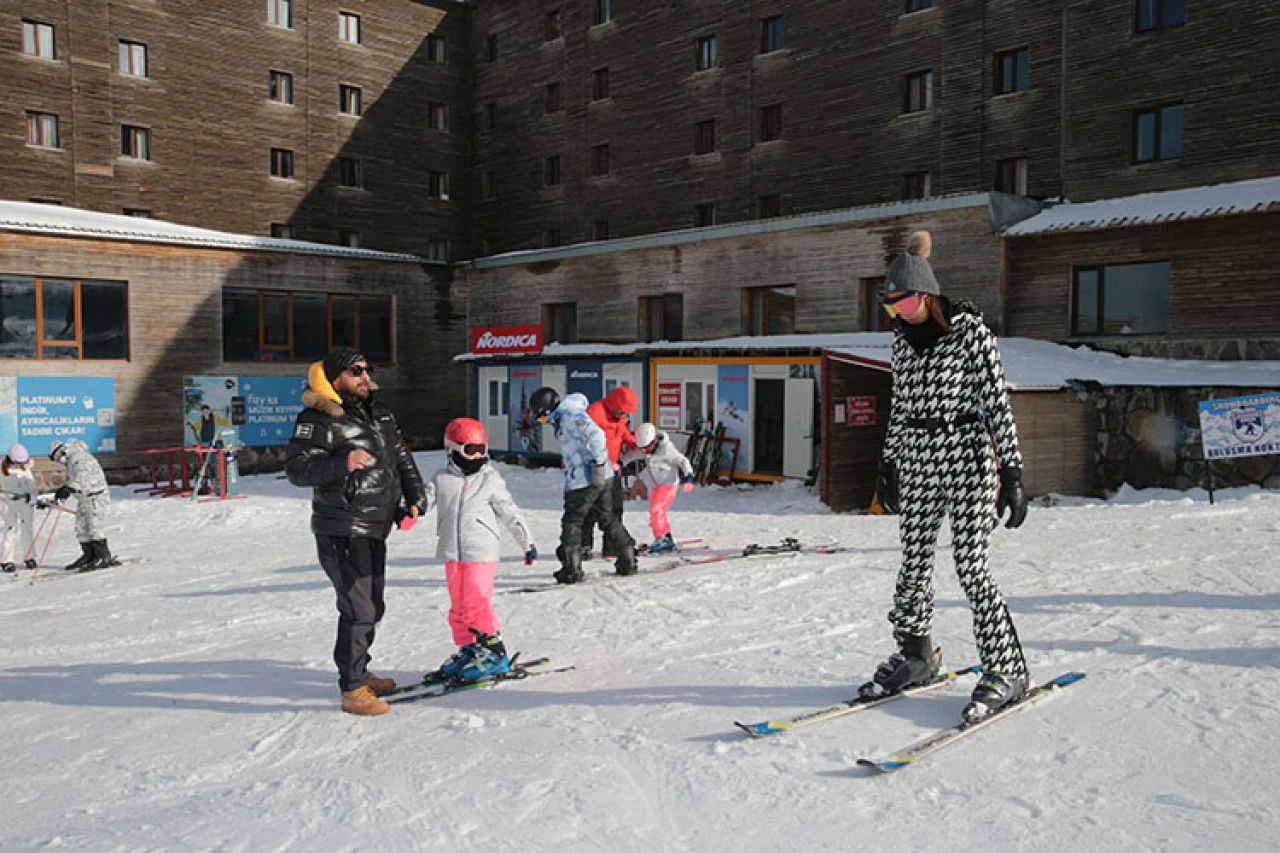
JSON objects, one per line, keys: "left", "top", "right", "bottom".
{"left": 635, "top": 423, "right": 657, "bottom": 449}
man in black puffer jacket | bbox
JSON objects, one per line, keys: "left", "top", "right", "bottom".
{"left": 287, "top": 347, "right": 427, "bottom": 715}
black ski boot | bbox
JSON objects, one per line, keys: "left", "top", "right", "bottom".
{"left": 858, "top": 634, "right": 941, "bottom": 699}
{"left": 613, "top": 543, "right": 637, "bottom": 577}
{"left": 1, "top": 562, "right": 15, "bottom": 573}
{"left": 65, "top": 541, "right": 94, "bottom": 571}
{"left": 24, "top": 558, "right": 38, "bottom": 569}
{"left": 553, "top": 546, "right": 585, "bottom": 584}
{"left": 962, "top": 672, "right": 1028, "bottom": 723}
{"left": 82, "top": 540, "right": 120, "bottom": 572}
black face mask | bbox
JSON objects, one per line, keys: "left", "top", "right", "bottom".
{"left": 450, "top": 451, "right": 488, "bottom": 475}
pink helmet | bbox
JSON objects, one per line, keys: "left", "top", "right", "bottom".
{"left": 5, "top": 443, "right": 30, "bottom": 465}
{"left": 445, "top": 418, "right": 488, "bottom": 459}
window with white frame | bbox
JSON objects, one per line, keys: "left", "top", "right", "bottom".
{"left": 267, "top": 0, "right": 292, "bottom": 29}
{"left": 25, "top": 112, "right": 59, "bottom": 148}
{"left": 339, "top": 12, "right": 361, "bottom": 44}
{"left": 269, "top": 70, "right": 293, "bottom": 104}
{"left": 118, "top": 40, "right": 147, "bottom": 76}
{"left": 488, "top": 379, "right": 510, "bottom": 417}
{"left": 339, "top": 84, "right": 362, "bottom": 116}
{"left": 22, "top": 21, "right": 55, "bottom": 59}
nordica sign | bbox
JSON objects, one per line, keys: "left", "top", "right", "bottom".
{"left": 470, "top": 324, "right": 543, "bottom": 355}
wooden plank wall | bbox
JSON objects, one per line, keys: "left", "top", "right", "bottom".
{"left": 1010, "top": 391, "right": 1096, "bottom": 497}
{"left": 823, "top": 359, "right": 892, "bottom": 512}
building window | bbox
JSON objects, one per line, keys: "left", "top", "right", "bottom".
{"left": 640, "top": 294, "right": 684, "bottom": 343}
{"left": 483, "top": 102, "right": 497, "bottom": 130}
{"left": 902, "top": 171, "right": 931, "bottom": 199}
{"left": 591, "top": 143, "right": 610, "bottom": 176}
{"left": 25, "top": 112, "right": 59, "bottom": 148}
{"left": 269, "top": 147, "right": 294, "bottom": 178}
{"left": 696, "top": 35, "right": 718, "bottom": 71}
{"left": 592, "top": 68, "right": 610, "bottom": 101}
{"left": 760, "top": 15, "right": 785, "bottom": 53}
{"left": 22, "top": 21, "right": 55, "bottom": 59}
{"left": 118, "top": 40, "right": 147, "bottom": 77}
{"left": 269, "top": 70, "right": 294, "bottom": 104}
{"left": 222, "top": 288, "right": 393, "bottom": 363}
{"left": 338, "top": 157, "right": 363, "bottom": 189}
{"left": 425, "top": 239, "right": 449, "bottom": 261}
{"left": 270, "top": 223, "right": 293, "bottom": 239}
{"left": 758, "top": 104, "right": 783, "bottom": 143}
{"left": 545, "top": 82, "right": 562, "bottom": 114}
{"left": 544, "top": 229, "right": 562, "bottom": 247}
{"left": 481, "top": 171, "right": 496, "bottom": 201}
{"left": 1072, "top": 262, "right": 1170, "bottom": 336}
{"left": 1134, "top": 103, "right": 1184, "bottom": 163}
{"left": 486, "top": 34, "right": 498, "bottom": 62}
{"left": 267, "top": 0, "right": 292, "bottom": 29}
{"left": 488, "top": 379, "right": 510, "bottom": 417}
{"left": 339, "top": 12, "right": 361, "bottom": 44}
{"left": 694, "top": 202, "right": 716, "bottom": 227}
{"left": 994, "top": 48, "right": 1029, "bottom": 95}
{"left": 742, "top": 285, "right": 796, "bottom": 336}
{"left": 591, "top": 219, "right": 610, "bottom": 241}
{"left": 122, "top": 125, "right": 151, "bottom": 160}
{"left": 339, "top": 85, "right": 362, "bottom": 116}
{"left": 594, "top": 0, "right": 613, "bottom": 25}
{"left": 123, "top": 208, "right": 152, "bottom": 218}
{"left": 428, "top": 171, "right": 450, "bottom": 200}
{"left": 1136, "top": 0, "right": 1186, "bottom": 32}
{"left": 543, "top": 303, "right": 578, "bottom": 344}
{"left": 427, "top": 101, "right": 448, "bottom": 130}
{"left": 427, "top": 33, "right": 447, "bottom": 63}
{"left": 340, "top": 230, "right": 360, "bottom": 248}
{"left": 859, "top": 278, "right": 886, "bottom": 331}
{"left": 0, "top": 276, "right": 129, "bottom": 361}
{"left": 545, "top": 10, "right": 562, "bottom": 41}
{"left": 905, "top": 0, "right": 934, "bottom": 12}
{"left": 994, "top": 157, "right": 1028, "bottom": 195}
{"left": 758, "top": 193, "right": 782, "bottom": 219}
{"left": 694, "top": 119, "right": 716, "bottom": 155}
{"left": 904, "top": 70, "right": 934, "bottom": 113}
{"left": 544, "top": 155, "right": 561, "bottom": 186}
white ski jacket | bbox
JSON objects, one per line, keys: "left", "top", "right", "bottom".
{"left": 61, "top": 440, "right": 109, "bottom": 496}
{"left": 623, "top": 432, "right": 693, "bottom": 488}
{"left": 423, "top": 459, "right": 532, "bottom": 563}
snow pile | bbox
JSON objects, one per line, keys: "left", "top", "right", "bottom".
{"left": 1, "top": 453, "right": 1276, "bottom": 851}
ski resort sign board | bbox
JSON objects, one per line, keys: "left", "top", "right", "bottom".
{"left": 471, "top": 325, "right": 543, "bottom": 355}
{"left": 1197, "top": 393, "right": 1280, "bottom": 460}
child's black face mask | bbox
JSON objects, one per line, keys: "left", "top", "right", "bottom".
{"left": 450, "top": 450, "right": 488, "bottom": 475}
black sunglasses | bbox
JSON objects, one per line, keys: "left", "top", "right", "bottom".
{"left": 347, "top": 364, "right": 374, "bottom": 377}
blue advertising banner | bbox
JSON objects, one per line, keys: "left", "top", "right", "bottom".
{"left": 1198, "top": 393, "right": 1280, "bottom": 460}
{"left": 509, "top": 366, "right": 543, "bottom": 454}
{"left": 0, "top": 376, "right": 118, "bottom": 455}
{"left": 184, "top": 376, "right": 306, "bottom": 447}
{"left": 717, "top": 364, "right": 750, "bottom": 467}
{"left": 566, "top": 360, "right": 603, "bottom": 401}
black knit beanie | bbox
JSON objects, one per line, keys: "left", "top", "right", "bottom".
{"left": 323, "top": 346, "right": 366, "bottom": 382}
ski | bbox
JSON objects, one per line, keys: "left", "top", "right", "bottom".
{"left": 386, "top": 657, "right": 574, "bottom": 705}
{"left": 636, "top": 537, "right": 704, "bottom": 555}
{"left": 734, "top": 665, "right": 981, "bottom": 738}
{"left": 856, "top": 671, "right": 1086, "bottom": 773}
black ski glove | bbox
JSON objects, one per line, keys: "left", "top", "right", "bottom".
{"left": 996, "top": 467, "right": 1028, "bottom": 529}
{"left": 54, "top": 484, "right": 73, "bottom": 502}
{"left": 877, "top": 460, "right": 900, "bottom": 515}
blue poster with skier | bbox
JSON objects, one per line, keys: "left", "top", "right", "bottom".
{"left": 1198, "top": 393, "right": 1280, "bottom": 460}
{"left": 509, "top": 366, "right": 543, "bottom": 454}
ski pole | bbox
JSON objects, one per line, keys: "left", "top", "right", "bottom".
{"left": 21, "top": 497, "right": 53, "bottom": 566}
{"left": 29, "top": 502, "right": 69, "bottom": 582}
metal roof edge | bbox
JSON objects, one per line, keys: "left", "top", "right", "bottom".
{"left": 466, "top": 192, "right": 997, "bottom": 270}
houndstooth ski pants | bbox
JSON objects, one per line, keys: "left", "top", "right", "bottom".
{"left": 890, "top": 423, "right": 1027, "bottom": 679}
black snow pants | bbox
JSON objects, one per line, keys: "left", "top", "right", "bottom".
{"left": 316, "top": 534, "right": 388, "bottom": 692}
{"left": 561, "top": 481, "right": 633, "bottom": 558}
{"left": 580, "top": 474, "right": 625, "bottom": 553}
{"left": 892, "top": 422, "right": 1027, "bottom": 679}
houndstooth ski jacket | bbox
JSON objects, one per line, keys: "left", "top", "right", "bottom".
{"left": 881, "top": 305, "right": 1023, "bottom": 472}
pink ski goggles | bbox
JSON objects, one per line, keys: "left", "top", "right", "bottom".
{"left": 446, "top": 439, "right": 487, "bottom": 459}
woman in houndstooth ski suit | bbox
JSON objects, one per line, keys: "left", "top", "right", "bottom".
{"left": 862, "top": 231, "right": 1031, "bottom": 723}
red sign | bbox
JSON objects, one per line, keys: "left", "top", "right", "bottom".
{"left": 471, "top": 324, "right": 543, "bottom": 355}
{"left": 657, "top": 382, "right": 682, "bottom": 408}
{"left": 847, "top": 395, "right": 876, "bottom": 427}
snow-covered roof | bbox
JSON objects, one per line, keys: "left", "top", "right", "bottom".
{"left": 455, "top": 332, "right": 896, "bottom": 363}
{"left": 1004, "top": 175, "right": 1280, "bottom": 237}
{"left": 0, "top": 201, "right": 428, "bottom": 263}
{"left": 829, "top": 337, "right": 1280, "bottom": 390}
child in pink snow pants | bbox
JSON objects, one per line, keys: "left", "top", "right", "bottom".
{"left": 625, "top": 423, "right": 694, "bottom": 552}
{"left": 423, "top": 419, "right": 537, "bottom": 683}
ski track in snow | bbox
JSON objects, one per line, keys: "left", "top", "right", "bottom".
{"left": 1, "top": 453, "right": 1277, "bottom": 852}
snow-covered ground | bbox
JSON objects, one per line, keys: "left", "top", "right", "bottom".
{"left": 2, "top": 453, "right": 1276, "bottom": 852}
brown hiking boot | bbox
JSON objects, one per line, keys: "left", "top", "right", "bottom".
{"left": 341, "top": 685, "right": 390, "bottom": 716}
{"left": 366, "top": 672, "right": 397, "bottom": 697}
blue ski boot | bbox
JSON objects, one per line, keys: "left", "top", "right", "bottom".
{"left": 647, "top": 533, "right": 677, "bottom": 553}
{"left": 456, "top": 633, "right": 511, "bottom": 683}
{"left": 428, "top": 645, "right": 477, "bottom": 684}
